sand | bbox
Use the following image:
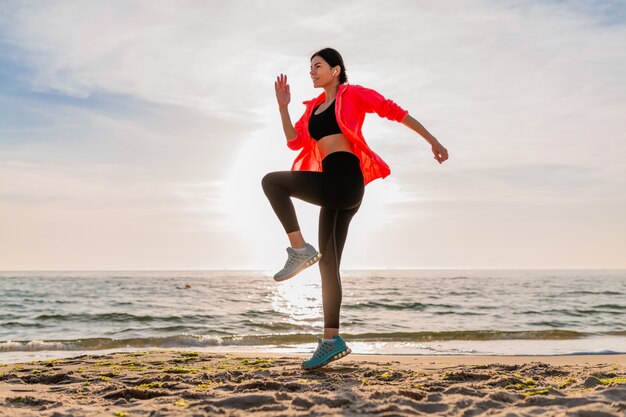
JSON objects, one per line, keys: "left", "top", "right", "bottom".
{"left": 1, "top": 351, "right": 625, "bottom": 416}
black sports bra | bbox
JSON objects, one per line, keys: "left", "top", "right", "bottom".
{"left": 308, "top": 99, "right": 342, "bottom": 141}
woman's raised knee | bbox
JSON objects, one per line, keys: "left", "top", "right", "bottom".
{"left": 261, "top": 172, "right": 276, "bottom": 191}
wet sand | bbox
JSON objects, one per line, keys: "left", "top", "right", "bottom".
{"left": 1, "top": 351, "right": 625, "bottom": 416}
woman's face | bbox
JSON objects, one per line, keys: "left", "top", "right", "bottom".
{"left": 310, "top": 56, "right": 339, "bottom": 88}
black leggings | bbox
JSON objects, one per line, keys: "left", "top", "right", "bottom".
{"left": 261, "top": 151, "right": 365, "bottom": 329}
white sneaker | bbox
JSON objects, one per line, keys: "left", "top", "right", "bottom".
{"left": 273, "top": 243, "right": 322, "bottom": 282}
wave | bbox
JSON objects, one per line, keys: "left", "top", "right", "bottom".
{"left": 30, "top": 312, "right": 214, "bottom": 323}
{"left": 1, "top": 329, "right": 615, "bottom": 352}
{"left": 0, "top": 335, "right": 224, "bottom": 352}
{"left": 563, "top": 291, "right": 623, "bottom": 296}
{"left": 1, "top": 322, "right": 45, "bottom": 328}
{"left": 344, "top": 301, "right": 458, "bottom": 311}
{"left": 593, "top": 304, "right": 626, "bottom": 310}
{"left": 517, "top": 308, "right": 626, "bottom": 316}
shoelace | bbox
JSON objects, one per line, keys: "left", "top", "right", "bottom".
{"left": 283, "top": 251, "right": 308, "bottom": 268}
{"left": 312, "top": 340, "right": 337, "bottom": 359}
{"left": 284, "top": 255, "right": 297, "bottom": 267}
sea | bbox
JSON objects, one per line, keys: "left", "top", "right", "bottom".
{"left": 1, "top": 269, "right": 624, "bottom": 364}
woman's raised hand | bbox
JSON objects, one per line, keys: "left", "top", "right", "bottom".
{"left": 275, "top": 73, "right": 291, "bottom": 108}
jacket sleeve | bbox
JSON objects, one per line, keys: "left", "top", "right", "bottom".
{"left": 353, "top": 85, "right": 409, "bottom": 122}
{"left": 286, "top": 110, "right": 307, "bottom": 150}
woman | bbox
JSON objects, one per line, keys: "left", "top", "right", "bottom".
{"left": 262, "top": 48, "right": 448, "bottom": 370}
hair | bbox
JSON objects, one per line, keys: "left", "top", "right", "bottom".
{"left": 311, "top": 47, "right": 348, "bottom": 84}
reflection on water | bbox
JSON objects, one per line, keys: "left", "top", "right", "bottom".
{"left": 271, "top": 269, "right": 323, "bottom": 327}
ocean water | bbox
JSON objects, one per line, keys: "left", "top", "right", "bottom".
{"left": 1, "top": 269, "right": 625, "bottom": 363}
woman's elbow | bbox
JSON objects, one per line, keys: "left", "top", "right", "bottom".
{"left": 287, "top": 135, "right": 303, "bottom": 150}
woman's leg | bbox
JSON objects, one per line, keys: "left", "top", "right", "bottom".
{"left": 318, "top": 202, "right": 361, "bottom": 337}
{"left": 261, "top": 170, "right": 327, "bottom": 237}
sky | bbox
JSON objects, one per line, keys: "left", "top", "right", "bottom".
{"left": 1, "top": 0, "right": 625, "bottom": 271}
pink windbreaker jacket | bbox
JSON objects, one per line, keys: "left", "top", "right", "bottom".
{"left": 287, "top": 83, "right": 409, "bottom": 185}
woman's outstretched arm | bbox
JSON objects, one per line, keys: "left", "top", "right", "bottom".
{"left": 401, "top": 114, "right": 449, "bottom": 164}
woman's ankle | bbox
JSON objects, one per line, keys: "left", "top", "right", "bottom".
{"left": 323, "top": 328, "right": 339, "bottom": 339}
{"left": 287, "top": 230, "right": 305, "bottom": 249}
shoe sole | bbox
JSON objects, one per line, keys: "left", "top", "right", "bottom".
{"left": 274, "top": 252, "right": 322, "bottom": 282}
{"left": 302, "top": 347, "right": 352, "bottom": 371}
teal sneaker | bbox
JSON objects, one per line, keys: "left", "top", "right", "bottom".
{"left": 301, "top": 335, "right": 352, "bottom": 370}
{"left": 273, "top": 243, "right": 321, "bottom": 282}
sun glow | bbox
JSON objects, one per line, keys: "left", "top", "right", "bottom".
{"left": 270, "top": 269, "right": 323, "bottom": 327}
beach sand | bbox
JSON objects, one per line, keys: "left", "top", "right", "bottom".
{"left": 1, "top": 351, "right": 625, "bottom": 416}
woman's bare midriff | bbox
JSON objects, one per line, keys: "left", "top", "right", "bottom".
{"left": 317, "top": 133, "right": 355, "bottom": 159}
